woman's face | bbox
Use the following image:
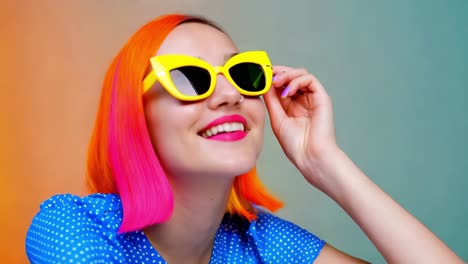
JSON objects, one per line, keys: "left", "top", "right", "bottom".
{"left": 144, "top": 22, "right": 265, "bottom": 180}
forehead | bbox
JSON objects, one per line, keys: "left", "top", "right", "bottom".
{"left": 156, "top": 22, "right": 239, "bottom": 64}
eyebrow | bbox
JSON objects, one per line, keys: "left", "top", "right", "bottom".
{"left": 224, "top": 52, "right": 238, "bottom": 62}
{"left": 196, "top": 52, "right": 239, "bottom": 64}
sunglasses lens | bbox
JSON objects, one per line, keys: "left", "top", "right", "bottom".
{"left": 229, "top": 63, "right": 266, "bottom": 92}
{"left": 170, "top": 66, "right": 211, "bottom": 96}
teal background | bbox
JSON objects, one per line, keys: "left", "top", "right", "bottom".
{"left": 138, "top": 0, "right": 468, "bottom": 262}
{"left": 194, "top": 1, "right": 468, "bottom": 262}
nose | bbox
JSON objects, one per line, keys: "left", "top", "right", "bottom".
{"left": 206, "top": 74, "right": 242, "bottom": 109}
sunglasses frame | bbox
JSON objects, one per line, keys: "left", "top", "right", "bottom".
{"left": 142, "top": 50, "right": 273, "bottom": 101}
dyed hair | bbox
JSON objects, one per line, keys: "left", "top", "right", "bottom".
{"left": 86, "top": 14, "right": 283, "bottom": 233}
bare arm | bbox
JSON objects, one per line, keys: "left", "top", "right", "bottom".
{"left": 263, "top": 66, "right": 464, "bottom": 263}
{"left": 308, "top": 147, "right": 463, "bottom": 263}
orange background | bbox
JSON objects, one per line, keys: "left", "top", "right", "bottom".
{"left": 0, "top": 2, "right": 167, "bottom": 262}
{"left": 2, "top": 2, "right": 221, "bottom": 262}
{"left": 2, "top": 1, "right": 467, "bottom": 263}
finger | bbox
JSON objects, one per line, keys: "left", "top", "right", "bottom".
{"left": 272, "top": 65, "right": 293, "bottom": 86}
{"left": 280, "top": 74, "right": 314, "bottom": 98}
{"left": 273, "top": 68, "right": 308, "bottom": 88}
{"left": 272, "top": 66, "right": 330, "bottom": 100}
{"left": 280, "top": 72, "right": 330, "bottom": 99}
{"left": 263, "top": 84, "right": 287, "bottom": 133}
{"left": 273, "top": 65, "right": 294, "bottom": 75}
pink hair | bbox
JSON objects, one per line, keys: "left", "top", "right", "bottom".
{"left": 86, "top": 14, "right": 282, "bottom": 233}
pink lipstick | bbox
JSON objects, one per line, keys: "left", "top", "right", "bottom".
{"left": 199, "top": 114, "right": 247, "bottom": 142}
{"left": 208, "top": 131, "right": 246, "bottom": 141}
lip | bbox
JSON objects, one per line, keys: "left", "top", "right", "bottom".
{"left": 199, "top": 114, "right": 248, "bottom": 134}
{"left": 206, "top": 131, "right": 247, "bottom": 141}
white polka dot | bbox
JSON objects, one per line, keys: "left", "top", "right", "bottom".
{"left": 26, "top": 194, "right": 325, "bottom": 263}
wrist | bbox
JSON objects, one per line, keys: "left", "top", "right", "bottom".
{"left": 298, "top": 145, "right": 358, "bottom": 200}
{"left": 297, "top": 143, "right": 343, "bottom": 174}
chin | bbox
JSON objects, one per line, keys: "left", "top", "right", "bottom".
{"left": 212, "top": 157, "right": 257, "bottom": 177}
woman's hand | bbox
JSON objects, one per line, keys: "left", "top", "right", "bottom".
{"left": 263, "top": 66, "right": 339, "bottom": 188}
{"left": 264, "top": 66, "right": 464, "bottom": 264}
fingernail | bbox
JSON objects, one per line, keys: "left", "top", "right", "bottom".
{"left": 281, "top": 86, "right": 290, "bottom": 98}
{"left": 272, "top": 75, "right": 278, "bottom": 82}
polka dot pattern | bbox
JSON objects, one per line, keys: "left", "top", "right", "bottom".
{"left": 26, "top": 194, "right": 325, "bottom": 263}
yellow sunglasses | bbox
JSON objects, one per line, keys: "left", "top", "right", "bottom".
{"left": 142, "top": 50, "right": 273, "bottom": 101}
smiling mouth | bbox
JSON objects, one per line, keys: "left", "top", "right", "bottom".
{"left": 199, "top": 122, "right": 246, "bottom": 138}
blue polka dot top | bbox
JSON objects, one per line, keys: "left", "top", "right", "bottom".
{"left": 26, "top": 194, "right": 325, "bottom": 263}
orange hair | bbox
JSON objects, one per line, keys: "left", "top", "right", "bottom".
{"left": 86, "top": 14, "right": 282, "bottom": 232}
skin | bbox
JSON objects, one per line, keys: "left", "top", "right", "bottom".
{"left": 143, "top": 23, "right": 265, "bottom": 264}
{"left": 143, "top": 23, "right": 464, "bottom": 264}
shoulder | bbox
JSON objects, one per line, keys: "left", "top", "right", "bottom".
{"left": 252, "top": 211, "right": 325, "bottom": 262}
{"left": 29, "top": 193, "right": 123, "bottom": 231}
{"left": 26, "top": 193, "right": 124, "bottom": 263}
{"left": 35, "top": 193, "right": 122, "bottom": 216}
{"left": 217, "top": 211, "right": 325, "bottom": 263}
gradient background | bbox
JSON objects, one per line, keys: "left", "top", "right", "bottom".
{"left": 1, "top": 1, "right": 467, "bottom": 263}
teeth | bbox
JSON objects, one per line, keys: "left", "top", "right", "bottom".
{"left": 224, "top": 123, "right": 232, "bottom": 132}
{"left": 201, "top": 122, "right": 245, "bottom": 138}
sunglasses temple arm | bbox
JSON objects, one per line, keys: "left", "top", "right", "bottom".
{"left": 143, "top": 71, "right": 158, "bottom": 93}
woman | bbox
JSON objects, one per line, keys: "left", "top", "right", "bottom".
{"left": 25, "top": 14, "right": 463, "bottom": 263}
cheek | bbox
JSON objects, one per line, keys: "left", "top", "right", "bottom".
{"left": 144, "top": 101, "right": 202, "bottom": 152}
{"left": 248, "top": 99, "right": 266, "bottom": 148}
{"left": 251, "top": 99, "right": 266, "bottom": 127}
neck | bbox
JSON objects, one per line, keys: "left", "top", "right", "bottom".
{"left": 144, "top": 175, "right": 233, "bottom": 264}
